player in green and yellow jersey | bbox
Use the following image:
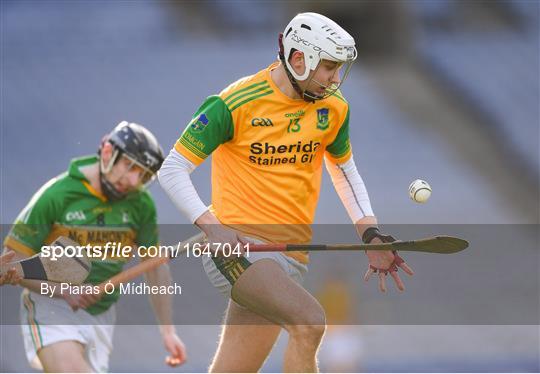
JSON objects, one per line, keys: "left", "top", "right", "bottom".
{"left": 2, "top": 122, "right": 186, "bottom": 372}
{"left": 160, "top": 13, "right": 414, "bottom": 372}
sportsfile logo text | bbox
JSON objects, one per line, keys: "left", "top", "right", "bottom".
{"left": 40, "top": 241, "right": 250, "bottom": 261}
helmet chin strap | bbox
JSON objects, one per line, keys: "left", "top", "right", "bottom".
{"left": 98, "top": 151, "right": 125, "bottom": 202}
{"left": 278, "top": 33, "right": 317, "bottom": 103}
{"left": 99, "top": 172, "right": 124, "bottom": 202}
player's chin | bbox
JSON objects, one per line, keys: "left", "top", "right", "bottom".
{"left": 314, "top": 87, "right": 327, "bottom": 97}
{"left": 114, "top": 185, "right": 135, "bottom": 195}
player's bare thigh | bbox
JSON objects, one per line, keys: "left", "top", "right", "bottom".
{"left": 210, "top": 258, "right": 326, "bottom": 372}
{"left": 37, "top": 340, "right": 92, "bottom": 373}
{"left": 209, "top": 300, "right": 281, "bottom": 373}
{"left": 231, "top": 258, "right": 325, "bottom": 329}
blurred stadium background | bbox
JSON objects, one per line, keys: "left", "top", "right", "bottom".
{"left": 1, "top": 0, "right": 538, "bottom": 372}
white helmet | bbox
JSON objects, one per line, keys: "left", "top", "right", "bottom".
{"left": 279, "top": 12, "right": 357, "bottom": 100}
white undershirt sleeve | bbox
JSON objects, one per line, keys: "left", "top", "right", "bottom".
{"left": 324, "top": 155, "right": 374, "bottom": 222}
{"left": 157, "top": 149, "right": 209, "bottom": 223}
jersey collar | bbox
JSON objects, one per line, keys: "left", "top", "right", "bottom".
{"left": 68, "top": 155, "right": 108, "bottom": 202}
{"left": 68, "top": 155, "right": 99, "bottom": 181}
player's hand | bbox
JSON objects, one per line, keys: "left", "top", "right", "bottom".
{"left": 0, "top": 268, "right": 21, "bottom": 286}
{"left": 196, "top": 212, "right": 251, "bottom": 257}
{"left": 205, "top": 225, "right": 251, "bottom": 257}
{"left": 62, "top": 285, "right": 103, "bottom": 311}
{"left": 0, "top": 251, "right": 22, "bottom": 286}
{"left": 162, "top": 330, "right": 187, "bottom": 367}
{"left": 364, "top": 237, "right": 414, "bottom": 292}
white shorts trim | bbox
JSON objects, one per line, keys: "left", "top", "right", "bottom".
{"left": 20, "top": 289, "right": 115, "bottom": 372}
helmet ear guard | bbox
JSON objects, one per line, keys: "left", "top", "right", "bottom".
{"left": 278, "top": 32, "right": 313, "bottom": 102}
{"left": 279, "top": 29, "right": 312, "bottom": 82}
{"left": 99, "top": 145, "right": 120, "bottom": 175}
{"left": 278, "top": 32, "right": 285, "bottom": 60}
{"left": 284, "top": 48, "right": 312, "bottom": 82}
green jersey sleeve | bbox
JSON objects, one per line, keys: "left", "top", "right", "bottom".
{"left": 133, "top": 192, "right": 159, "bottom": 248}
{"left": 6, "top": 178, "right": 63, "bottom": 254}
{"left": 326, "top": 108, "right": 351, "bottom": 161}
{"left": 175, "top": 95, "right": 234, "bottom": 164}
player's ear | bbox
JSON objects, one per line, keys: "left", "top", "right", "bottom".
{"left": 289, "top": 50, "right": 306, "bottom": 76}
{"left": 100, "top": 142, "right": 114, "bottom": 165}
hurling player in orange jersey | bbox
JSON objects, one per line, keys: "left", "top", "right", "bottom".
{"left": 159, "top": 12, "right": 413, "bottom": 372}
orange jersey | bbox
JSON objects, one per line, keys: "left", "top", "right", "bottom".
{"left": 175, "top": 62, "right": 351, "bottom": 263}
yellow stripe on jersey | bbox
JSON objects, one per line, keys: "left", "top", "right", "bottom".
{"left": 3, "top": 237, "right": 37, "bottom": 256}
{"left": 179, "top": 136, "right": 207, "bottom": 160}
{"left": 332, "top": 90, "right": 348, "bottom": 104}
{"left": 174, "top": 142, "right": 205, "bottom": 166}
{"left": 223, "top": 81, "right": 274, "bottom": 112}
{"left": 229, "top": 88, "right": 274, "bottom": 112}
{"left": 223, "top": 80, "right": 269, "bottom": 104}
{"left": 82, "top": 180, "right": 107, "bottom": 202}
{"left": 325, "top": 148, "right": 353, "bottom": 164}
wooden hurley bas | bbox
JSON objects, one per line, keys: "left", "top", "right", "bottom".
{"left": 0, "top": 237, "right": 91, "bottom": 284}
{"left": 249, "top": 236, "right": 469, "bottom": 254}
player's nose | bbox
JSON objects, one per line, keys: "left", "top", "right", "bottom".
{"left": 126, "top": 170, "right": 142, "bottom": 187}
{"left": 331, "top": 69, "right": 341, "bottom": 85}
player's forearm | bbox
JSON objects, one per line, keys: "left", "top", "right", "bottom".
{"left": 195, "top": 210, "right": 226, "bottom": 237}
{"left": 195, "top": 210, "right": 220, "bottom": 225}
{"left": 144, "top": 263, "right": 175, "bottom": 332}
{"left": 355, "top": 216, "right": 379, "bottom": 241}
{"left": 325, "top": 156, "right": 375, "bottom": 222}
{"left": 3, "top": 247, "right": 64, "bottom": 296}
{"left": 158, "top": 149, "right": 208, "bottom": 223}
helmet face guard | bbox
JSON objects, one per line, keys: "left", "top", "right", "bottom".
{"left": 301, "top": 49, "right": 356, "bottom": 101}
{"left": 101, "top": 150, "right": 157, "bottom": 186}
{"left": 99, "top": 150, "right": 158, "bottom": 201}
{"left": 99, "top": 121, "right": 164, "bottom": 201}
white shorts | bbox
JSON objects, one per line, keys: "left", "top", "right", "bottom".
{"left": 202, "top": 247, "right": 308, "bottom": 297}
{"left": 20, "top": 289, "right": 115, "bottom": 373}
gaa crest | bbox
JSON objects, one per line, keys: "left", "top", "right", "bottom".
{"left": 316, "top": 108, "right": 329, "bottom": 130}
{"left": 190, "top": 114, "right": 209, "bottom": 132}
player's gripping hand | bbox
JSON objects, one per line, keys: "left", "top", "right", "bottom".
{"left": 0, "top": 251, "right": 22, "bottom": 286}
{"left": 362, "top": 228, "right": 414, "bottom": 292}
{"left": 196, "top": 211, "right": 251, "bottom": 257}
{"left": 62, "top": 286, "right": 103, "bottom": 311}
{"left": 161, "top": 328, "right": 187, "bottom": 367}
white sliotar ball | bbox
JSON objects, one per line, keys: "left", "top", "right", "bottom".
{"left": 409, "top": 179, "right": 432, "bottom": 203}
